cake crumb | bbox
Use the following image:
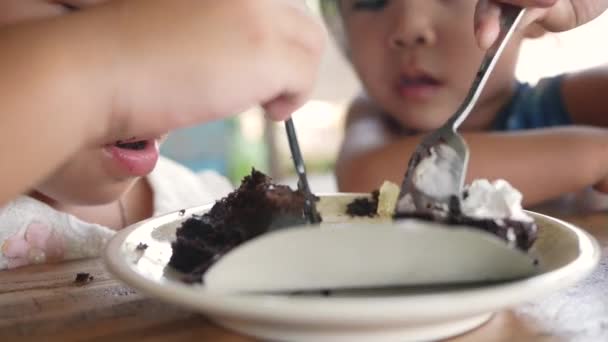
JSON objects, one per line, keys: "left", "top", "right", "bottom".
{"left": 74, "top": 272, "right": 94, "bottom": 284}
{"left": 346, "top": 190, "right": 379, "bottom": 217}
{"left": 320, "top": 290, "right": 332, "bottom": 297}
{"left": 136, "top": 242, "right": 148, "bottom": 251}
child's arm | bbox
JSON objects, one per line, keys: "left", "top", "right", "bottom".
{"left": 0, "top": 0, "right": 324, "bottom": 206}
{"left": 0, "top": 17, "right": 103, "bottom": 208}
{"left": 336, "top": 98, "right": 608, "bottom": 206}
{"left": 0, "top": 198, "right": 115, "bottom": 270}
{"left": 561, "top": 67, "right": 608, "bottom": 126}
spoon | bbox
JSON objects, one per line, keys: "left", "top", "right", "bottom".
{"left": 204, "top": 221, "right": 538, "bottom": 293}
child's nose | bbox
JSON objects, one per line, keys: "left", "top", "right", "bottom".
{"left": 388, "top": 11, "right": 436, "bottom": 49}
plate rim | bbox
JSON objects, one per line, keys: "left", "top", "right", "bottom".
{"left": 103, "top": 194, "right": 601, "bottom": 324}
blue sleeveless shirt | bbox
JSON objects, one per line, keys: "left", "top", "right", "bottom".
{"left": 491, "top": 76, "right": 571, "bottom": 130}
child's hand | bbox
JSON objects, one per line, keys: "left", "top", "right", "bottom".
{"left": 87, "top": 0, "right": 325, "bottom": 142}
{"left": 474, "top": 0, "right": 608, "bottom": 49}
{"left": 0, "top": 0, "right": 325, "bottom": 205}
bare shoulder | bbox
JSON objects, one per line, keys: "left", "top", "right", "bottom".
{"left": 344, "top": 94, "right": 385, "bottom": 127}
{"left": 339, "top": 94, "right": 399, "bottom": 161}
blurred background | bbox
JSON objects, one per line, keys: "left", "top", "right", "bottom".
{"left": 160, "top": 2, "right": 608, "bottom": 193}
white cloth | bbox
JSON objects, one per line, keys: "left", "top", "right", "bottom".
{"left": 0, "top": 157, "right": 233, "bottom": 270}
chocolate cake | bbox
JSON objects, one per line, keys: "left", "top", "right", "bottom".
{"left": 347, "top": 179, "right": 538, "bottom": 251}
{"left": 394, "top": 197, "right": 537, "bottom": 250}
{"left": 170, "top": 168, "right": 536, "bottom": 284}
{"left": 74, "top": 272, "right": 94, "bottom": 285}
{"left": 169, "top": 169, "right": 317, "bottom": 282}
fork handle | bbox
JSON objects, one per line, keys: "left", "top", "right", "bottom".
{"left": 448, "top": 5, "right": 525, "bottom": 130}
{"left": 284, "top": 119, "right": 322, "bottom": 224}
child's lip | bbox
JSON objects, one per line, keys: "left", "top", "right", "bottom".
{"left": 399, "top": 68, "right": 442, "bottom": 84}
{"left": 109, "top": 135, "right": 163, "bottom": 146}
{"left": 103, "top": 139, "right": 160, "bottom": 177}
{"left": 101, "top": 134, "right": 166, "bottom": 177}
{"left": 395, "top": 70, "right": 443, "bottom": 101}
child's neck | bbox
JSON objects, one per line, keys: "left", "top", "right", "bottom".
{"left": 30, "top": 178, "right": 154, "bottom": 231}
{"left": 461, "top": 81, "right": 517, "bottom": 131}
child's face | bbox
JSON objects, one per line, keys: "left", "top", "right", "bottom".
{"left": 339, "top": 0, "right": 522, "bottom": 131}
{"left": 0, "top": 0, "right": 107, "bottom": 21}
{"left": 1, "top": 1, "right": 166, "bottom": 206}
{"left": 34, "top": 137, "right": 166, "bottom": 205}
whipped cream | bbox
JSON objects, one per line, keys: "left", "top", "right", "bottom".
{"left": 387, "top": 178, "right": 531, "bottom": 222}
{"left": 393, "top": 143, "right": 532, "bottom": 222}
{"left": 411, "top": 144, "right": 461, "bottom": 199}
{"left": 461, "top": 179, "right": 532, "bottom": 222}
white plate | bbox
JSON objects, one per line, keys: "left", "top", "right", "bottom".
{"left": 104, "top": 193, "right": 600, "bottom": 342}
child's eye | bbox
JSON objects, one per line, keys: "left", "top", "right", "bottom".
{"left": 352, "top": 0, "right": 388, "bottom": 11}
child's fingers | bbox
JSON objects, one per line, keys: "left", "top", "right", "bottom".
{"left": 261, "top": 43, "right": 319, "bottom": 121}
{"left": 263, "top": 2, "right": 326, "bottom": 121}
{"left": 474, "top": 0, "right": 550, "bottom": 50}
{"left": 495, "top": 0, "right": 558, "bottom": 7}
{"left": 500, "top": 0, "right": 607, "bottom": 31}
{"left": 474, "top": 0, "right": 502, "bottom": 50}
{"left": 263, "top": 94, "right": 304, "bottom": 121}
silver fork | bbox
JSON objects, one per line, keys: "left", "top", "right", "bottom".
{"left": 398, "top": 5, "right": 525, "bottom": 214}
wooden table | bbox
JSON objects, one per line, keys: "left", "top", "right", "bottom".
{"left": 1, "top": 196, "right": 607, "bottom": 341}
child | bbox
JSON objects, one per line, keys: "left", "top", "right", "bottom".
{"left": 321, "top": 0, "right": 608, "bottom": 206}
{"left": 0, "top": 0, "right": 325, "bottom": 269}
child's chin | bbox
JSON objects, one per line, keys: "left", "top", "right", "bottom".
{"left": 32, "top": 177, "right": 139, "bottom": 206}
{"left": 66, "top": 184, "right": 135, "bottom": 206}
{"left": 396, "top": 116, "right": 444, "bottom": 133}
